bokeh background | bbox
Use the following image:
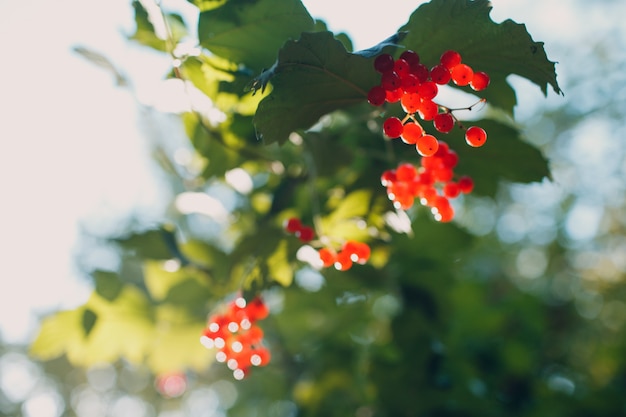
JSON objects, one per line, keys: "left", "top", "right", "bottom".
{"left": 1, "top": 0, "right": 626, "bottom": 416}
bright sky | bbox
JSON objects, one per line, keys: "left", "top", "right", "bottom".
{"left": 0, "top": 0, "right": 611, "bottom": 344}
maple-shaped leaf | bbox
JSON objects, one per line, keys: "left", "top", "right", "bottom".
{"left": 399, "top": 0, "right": 562, "bottom": 113}
{"left": 198, "top": 0, "right": 314, "bottom": 73}
{"left": 252, "top": 31, "right": 380, "bottom": 145}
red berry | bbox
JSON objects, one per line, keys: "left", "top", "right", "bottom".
{"left": 416, "top": 134, "right": 439, "bottom": 157}
{"left": 399, "top": 50, "right": 420, "bottom": 66}
{"left": 430, "top": 64, "right": 451, "bottom": 85}
{"left": 433, "top": 112, "right": 455, "bottom": 133}
{"left": 296, "top": 225, "right": 315, "bottom": 242}
{"left": 440, "top": 50, "right": 462, "bottom": 69}
{"left": 334, "top": 250, "right": 353, "bottom": 271}
{"left": 458, "top": 176, "right": 474, "bottom": 193}
{"left": 381, "top": 71, "right": 402, "bottom": 91}
{"left": 396, "top": 163, "right": 418, "bottom": 182}
{"left": 401, "top": 74, "right": 420, "bottom": 93}
{"left": 443, "top": 182, "right": 461, "bottom": 198}
{"left": 380, "top": 170, "right": 397, "bottom": 186}
{"left": 400, "top": 122, "right": 424, "bottom": 145}
{"left": 367, "top": 86, "right": 386, "bottom": 106}
{"left": 393, "top": 58, "right": 411, "bottom": 77}
{"left": 418, "top": 99, "right": 438, "bottom": 121}
{"left": 245, "top": 297, "right": 269, "bottom": 321}
{"left": 383, "top": 116, "right": 404, "bottom": 138}
{"left": 450, "top": 64, "right": 474, "bottom": 87}
{"left": 374, "top": 53, "right": 395, "bottom": 73}
{"left": 385, "top": 88, "right": 403, "bottom": 103}
{"left": 442, "top": 150, "right": 459, "bottom": 168}
{"left": 470, "top": 71, "right": 490, "bottom": 91}
{"left": 432, "top": 196, "right": 454, "bottom": 222}
{"left": 465, "top": 126, "right": 487, "bottom": 147}
{"left": 342, "top": 241, "right": 371, "bottom": 264}
{"left": 318, "top": 247, "right": 337, "bottom": 268}
{"left": 401, "top": 92, "right": 421, "bottom": 114}
{"left": 284, "top": 217, "right": 301, "bottom": 233}
{"left": 411, "top": 63, "right": 430, "bottom": 83}
{"left": 417, "top": 81, "right": 438, "bottom": 100}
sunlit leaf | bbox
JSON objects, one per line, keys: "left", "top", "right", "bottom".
{"left": 266, "top": 239, "right": 293, "bottom": 286}
{"left": 400, "top": 0, "right": 562, "bottom": 113}
{"left": 252, "top": 31, "right": 379, "bottom": 145}
{"left": 198, "top": 0, "right": 314, "bottom": 72}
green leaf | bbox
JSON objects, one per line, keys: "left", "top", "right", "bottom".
{"left": 81, "top": 309, "right": 98, "bottom": 337}
{"left": 266, "top": 239, "right": 293, "bottom": 286}
{"left": 198, "top": 0, "right": 314, "bottom": 72}
{"left": 143, "top": 261, "right": 212, "bottom": 308}
{"left": 115, "top": 226, "right": 179, "bottom": 261}
{"left": 443, "top": 119, "right": 550, "bottom": 196}
{"left": 399, "top": 0, "right": 562, "bottom": 113}
{"left": 253, "top": 31, "right": 380, "bottom": 145}
{"left": 93, "top": 270, "right": 124, "bottom": 301}
{"left": 129, "top": 0, "right": 166, "bottom": 51}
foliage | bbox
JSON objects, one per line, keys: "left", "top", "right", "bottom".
{"left": 28, "top": 0, "right": 626, "bottom": 416}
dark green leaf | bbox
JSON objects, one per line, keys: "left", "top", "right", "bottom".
{"left": 115, "top": 226, "right": 179, "bottom": 261}
{"left": 198, "top": 0, "right": 314, "bottom": 72}
{"left": 93, "top": 270, "right": 124, "bottom": 302}
{"left": 81, "top": 309, "right": 98, "bottom": 337}
{"left": 129, "top": 0, "right": 166, "bottom": 51}
{"left": 399, "top": 0, "right": 562, "bottom": 113}
{"left": 252, "top": 31, "right": 379, "bottom": 145}
{"left": 443, "top": 119, "right": 550, "bottom": 196}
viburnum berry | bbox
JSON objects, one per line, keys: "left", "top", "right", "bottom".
{"left": 380, "top": 169, "right": 396, "bottom": 186}
{"left": 417, "top": 81, "right": 438, "bottom": 100}
{"left": 399, "top": 50, "right": 420, "bottom": 67}
{"left": 458, "top": 175, "right": 474, "bottom": 194}
{"left": 342, "top": 240, "right": 371, "bottom": 264}
{"left": 318, "top": 247, "right": 337, "bottom": 268}
{"left": 450, "top": 64, "right": 474, "bottom": 87}
{"left": 465, "top": 126, "right": 487, "bottom": 147}
{"left": 400, "top": 121, "right": 424, "bottom": 145}
{"left": 383, "top": 116, "right": 404, "bottom": 138}
{"left": 430, "top": 64, "right": 451, "bottom": 85}
{"left": 334, "top": 250, "right": 353, "bottom": 271}
{"left": 381, "top": 71, "right": 402, "bottom": 91}
{"left": 396, "top": 163, "right": 418, "bottom": 182}
{"left": 283, "top": 217, "right": 301, "bottom": 233}
{"left": 443, "top": 181, "right": 461, "bottom": 198}
{"left": 411, "top": 63, "right": 430, "bottom": 83}
{"left": 393, "top": 58, "right": 411, "bottom": 77}
{"left": 367, "top": 86, "right": 386, "bottom": 106}
{"left": 296, "top": 225, "right": 315, "bottom": 242}
{"left": 401, "top": 74, "right": 420, "bottom": 93}
{"left": 374, "top": 53, "right": 395, "bottom": 73}
{"left": 418, "top": 100, "right": 438, "bottom": 121}
{"left": 401, "top": 92, "right": 421, "bottom": 114}
{"left": 440, "top": 50, "right": 462, "bottom": 69}
{"left": 416, "top": 134, "right": 439, "bottom": 157}
{"left": 385, "top": 88, "right": 403, "bottom": 103}
{"left": 433, "top": 112, "right": 455, "bottom": 133}
{"left": 470, "top": 71, "right": 490, "bottom": 91}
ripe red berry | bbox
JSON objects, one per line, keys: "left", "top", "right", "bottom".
{"left": 296, "top": 225, "right": 315, "bottom": 242}
{"left": 385, "top": 88, "right": 403, "bottom": 103}
{"left": 393, "top": 58, "right": 411, "bottom": 77}
{"left": 465, "top": 126, "right": 487, "bottom": 147}
{"left": 381, "top": 71, "right": 402, "bottom": 91}
{"left": 416, "top": 134, "right": 439, "bottom": 157}
{"left": 400, "top": 122, "right": 424, "bottom": 145}
{"left": 401, "top": 74, "right": 420, "bottom": 93}
{"left": 399, "top": 50, "right": 420, "bottom": 67}
{"left": 401, "top": 92, "right": 421, "bottom": 114}
{"left": 440, "top": 50, "right": 462, "bottom": 69}
{"left": 418, "top": 100, "right": 439, "bottom": 121}
{"left": 380, "top": 169, "right": 396, "bottom": 186}
{"left": 417, "top": 81, "right": 438, "bottom": 100}
{"left": 433, "top": 112, "right": 455, "bottom": 133}
{"left": 374, "top": 53, "right": 395, "bottom": 73}
{"left": 396, "top": 163, "right": 418, "bottom": 182}
{"left": 450, "top": 64, "right": 474, "bottom": 87}
{"left": 284, "top": 217, "right": 301, "bottom": 233}
{"left": 334, "top": 250, "right": 353, "bottom": 271}
{"left": 367, "top": 86, "right": 386, "bottom": 106}
{"left": 470, "top": 71, "right": 490, "bottom": 91}
{"left": 342, "top": 240, "right": 371, "bottom": 264}
{"left": 432, "top": 196, "right": 454, "bottom": 222}
{"left": 457, "top": 176, "right": 474, "bottom": 193}
{"left": 430, "top": 64, "right": 451, "bottom": 85}
{"left": 318, "top": 247, "right": 337, "bottom": 268}
{"left": 411, "top": 64, "right": 430, "bottom": 83}
{"left": 383, "top": 116, "right": 404, "bottom": 138}
{"left": 443, "top": 182, "right": 461, "bottom": 198}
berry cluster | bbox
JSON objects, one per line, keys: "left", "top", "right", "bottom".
{"left": 318, "top": 240, "right": 371, "bottom": 271}
{"left": 283, "top": 217, "right": 315, "bottom": 242}
{"left": 201, "top": 296, "right": 270, "bottom": 380}
{"left": 381, "top": 141, "right": 474, "bottom": 222}
{"left": 284, "top": 216, "right": 372, "bottom": 271}
{"left": 368, "top": 49, "right": 489, "bottom": 154}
